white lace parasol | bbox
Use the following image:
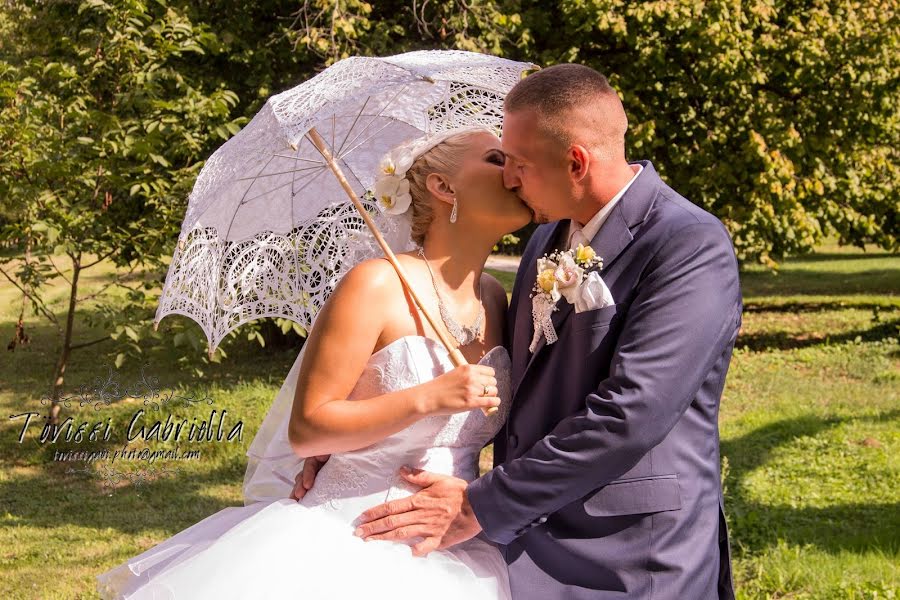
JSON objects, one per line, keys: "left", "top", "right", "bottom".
{"left": 154, "top": 50, "right": 535, "bottom": 356}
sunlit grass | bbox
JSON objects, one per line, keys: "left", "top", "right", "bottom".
{"left": 1, "top": 242, "right": 898, "bottom": 598}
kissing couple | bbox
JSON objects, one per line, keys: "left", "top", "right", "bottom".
{"left": 99, "top": 63, "right": 742, "bottom": 600}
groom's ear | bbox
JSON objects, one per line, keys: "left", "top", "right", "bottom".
{"left": 567, "top": 145, "right": 590, "bottom": 182}
{"left": 425, "top": 172, "right": 456, "bottom": 205}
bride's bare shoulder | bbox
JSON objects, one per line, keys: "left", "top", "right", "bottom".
{"left": 325, "top": 257, "right": 419, "bottom": 337}
{"left": 335, "top": 258, "right": 403, "bottom": 297}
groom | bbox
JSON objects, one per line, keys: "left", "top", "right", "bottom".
{"left": 332, "top": 64, "right": 739, "bottom": 599}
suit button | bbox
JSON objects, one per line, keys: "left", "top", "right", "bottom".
{"left": 509, "top": 434, "right": 519, "bottom": 449}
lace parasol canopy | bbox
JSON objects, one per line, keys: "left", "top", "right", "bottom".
{"left": 154, "top": 51, "right": 536, "bottom": 356}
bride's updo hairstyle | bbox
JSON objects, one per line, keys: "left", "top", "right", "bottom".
{"left": 403, "top": 130, "right": 480, "bottom": 247}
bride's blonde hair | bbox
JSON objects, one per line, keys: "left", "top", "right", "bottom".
{"left": 404, "top": 130, "right": 482, "bottom": 247}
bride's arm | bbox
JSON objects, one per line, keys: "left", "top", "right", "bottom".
{"left": 287, "top": 259, "right": 500, "bottom": 458}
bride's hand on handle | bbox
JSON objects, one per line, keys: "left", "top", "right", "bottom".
{"left": 289, "top": 454, "right": 330, "bottom": 501}
{"left": 419, "top": 364, "right": 500, "bottom": 416}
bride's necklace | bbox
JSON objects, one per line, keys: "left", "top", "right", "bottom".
{"left": 417, "top": 247, "right": 484, "bottom": 347}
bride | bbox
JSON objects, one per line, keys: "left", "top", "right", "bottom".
{"left": 97, "top": 127, "right": 532, "bottom": 599}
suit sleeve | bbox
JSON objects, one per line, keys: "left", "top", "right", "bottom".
{"left": 468, "top": 221, "right": 742, "bottom": 545}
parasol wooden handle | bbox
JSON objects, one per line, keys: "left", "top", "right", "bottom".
{"left": 305, "top": 128, "right": 497, "bottom": 416}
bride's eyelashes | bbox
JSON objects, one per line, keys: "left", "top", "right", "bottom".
{"left": 484, "top": 150, "right": 506, "bottom": 166}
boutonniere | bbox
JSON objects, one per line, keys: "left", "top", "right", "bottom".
{"left": 529, "top": 244, "right": 604, "bottom": 353}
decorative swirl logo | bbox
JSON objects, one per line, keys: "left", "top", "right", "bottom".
{"left": 66, "top": 465, "right": 178, "bottom": 490}
{"left": 40, "top": 363, "right": 214, "bottom": 411}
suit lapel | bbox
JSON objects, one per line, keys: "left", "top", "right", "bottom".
{"left": 536, "top": 193, "right": 638, "bottom": 352}
{"left": 590, "top": 160, "right": 660, "bottom": 271}
{"left": 587, "top": 200, "right": 633, "bottom": 274}
{"left": 533, "top": 220, "right": 568, "bottom": 265}
{"left": 511, "top": 221, "right": 567, "bottom": 393}
{"left": 512, "top": 161, "right": 661, "bottom": 397}
{"left": 519, "top": 215, "right": 631, "bottom": 376}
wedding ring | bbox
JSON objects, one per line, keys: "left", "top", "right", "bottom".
{"left": 482, "top": 385, "right": 491, "bottom": 397}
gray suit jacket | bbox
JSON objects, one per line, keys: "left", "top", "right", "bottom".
{"left": 468, "top": 161, "right": 740, "bottom": 599}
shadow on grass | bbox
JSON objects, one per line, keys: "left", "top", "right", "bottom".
{"left": 722, "top": 410, "right": 900, "bottom": 557}
{"left": 0, "top": 305, "right": 301, "bottom": 406}
{"left": 781, "top": 251, "right": 898, "bottom": 263}
{"left": 0, "top": 460, "right": 243, "bottom": 535}
{"left": 741, "top": 268, "right": 899, "bottom": 297}
{"left": 1, "top": 309, "right": 301, "bottom": 538}
{"left": 742, "top": 301, "right": 899, "bottom": 313}
{"left": 736, "top": 316, "right": 900, "bottom": 352}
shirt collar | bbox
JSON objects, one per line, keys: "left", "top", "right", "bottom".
{"left": 568, "top": 163, "right": 643, "bottom": 249}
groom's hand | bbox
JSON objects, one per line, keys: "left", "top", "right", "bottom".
{"left": 290, "top": 454, "right": 329, "bottom": 501}
{"left": 354, "top": 467, "right": 482, "bottom": 556}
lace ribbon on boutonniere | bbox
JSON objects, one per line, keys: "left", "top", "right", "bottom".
{"left": 529, "top": 243, "right": 604, "bottom": 353}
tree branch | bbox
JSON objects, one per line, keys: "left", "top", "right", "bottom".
{"left": 78, "top": 260, "right": 138, "bottom": 303}
{"left": 0, "top": 265, "right": 60, "bottom": 328}
{"left": 47, "top": 254, "right": 72, "bottom": 286}
{"left": 77, "top": 279, "right": 116, "bottom": 304}
{"left": 81, "top": 249, "right": 115, "bottom": 269}
{"left": 69, "top": 336, "right": 111, "bottom": 350}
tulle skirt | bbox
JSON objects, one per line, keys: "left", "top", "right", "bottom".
{"left": 97, "top": 499, "right": 510, "bottom": 599}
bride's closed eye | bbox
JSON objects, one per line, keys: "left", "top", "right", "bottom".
{"left": 484, "top": 150, "right": 506, "bottom": 166}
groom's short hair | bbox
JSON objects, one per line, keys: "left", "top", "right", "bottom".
{"left": 505, "top": 64, "right": 627, "bottom": 160}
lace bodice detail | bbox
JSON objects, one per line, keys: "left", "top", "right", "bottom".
{"left": 301, "top": 336, "right": 511, "bottom": 515}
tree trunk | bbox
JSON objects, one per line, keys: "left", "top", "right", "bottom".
{"left": 48, "top": 254, "right": 80, "bottom": 425}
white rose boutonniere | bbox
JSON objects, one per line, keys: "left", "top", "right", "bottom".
{"left": 529, "top": 244, "right": 604, "bottom": 353}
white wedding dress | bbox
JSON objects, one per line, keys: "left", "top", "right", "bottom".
{"left": 97, "top": 335, "right": 513, "bottom": 600}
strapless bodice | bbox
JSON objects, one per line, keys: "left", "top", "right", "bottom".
{"left": 300, "top": 336, "right": 512, "bottom": 520}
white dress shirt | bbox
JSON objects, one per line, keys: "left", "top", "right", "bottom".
{"left": 567, "top": 163, "right": 643, "bottom": 250}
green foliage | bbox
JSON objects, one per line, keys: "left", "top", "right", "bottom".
{"left": 232, "top": 0, "right": 900, "bottom": 265}
{"left": 1, "top": 0, "right": 896, "bottom": 366}
{"left": 0, "top": 0, "right": 243, "bottom": 269}
{"left": 0, "top": 0, "right": 248, "bottom": 373}
{"left": 500, "top": 0, "right": 899, "bottom": 265}
{"left": 276, "top": 1, "right": 522, "bottom": 62}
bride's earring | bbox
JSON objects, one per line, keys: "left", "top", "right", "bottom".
{"left": 449, "top": 198, "right": 458, "bottom": 224}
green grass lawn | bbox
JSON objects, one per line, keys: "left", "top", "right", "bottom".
{"left": 1, "top": 243, "right": 897, "bottom": 598}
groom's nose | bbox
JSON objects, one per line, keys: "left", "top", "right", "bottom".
{"left": 503, "top": 162, "right": 520, "bottom": 191}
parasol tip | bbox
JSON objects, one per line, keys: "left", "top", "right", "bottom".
{"left": 152, "top": 320, "right": 159, "bottom": 332}
{"left": 289, "top": 142, "right": 298, "bottom": 151}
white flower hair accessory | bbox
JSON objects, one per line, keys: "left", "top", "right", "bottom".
{"left": 373, "top": 174, "right": 412, "bottom": 215}
{"left": 370, "top": 126, "right": 495, "bottom": 215}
